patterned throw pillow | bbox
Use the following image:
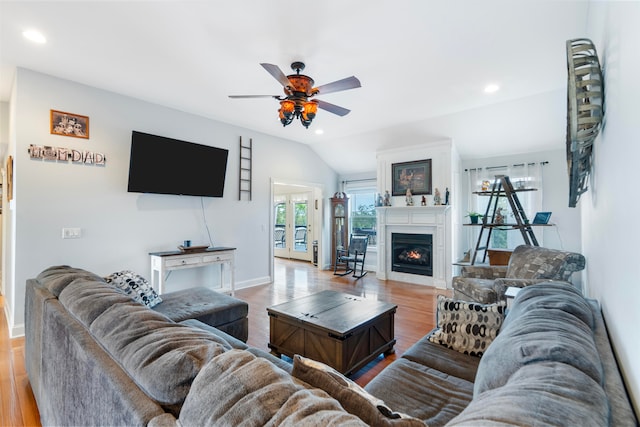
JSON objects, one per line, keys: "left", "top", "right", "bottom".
{"left": 428, "top": 295, "right": 505, "bottom": 357}
{"left": 104, "top": 270, "right": 162, "bottom": 308}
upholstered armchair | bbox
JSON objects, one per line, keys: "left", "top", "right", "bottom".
{"left": 452, "top": 245, "right": 586, "bottom": 304}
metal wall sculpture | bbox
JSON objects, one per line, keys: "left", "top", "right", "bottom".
{"left": 566, "top": 38, "right": 604, "bottom": 207}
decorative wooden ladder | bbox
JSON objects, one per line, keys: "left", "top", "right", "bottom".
{"left": 238, "top": 137, "right": 252, "bottom": 201}
{"left": 471, "top": 175, "right": 538, "bottom": 264}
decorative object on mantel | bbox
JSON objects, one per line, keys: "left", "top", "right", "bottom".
{"left": 376, "top": 193, "right": 383, "bottom": 207}
{"left": 445, "top": 187, "right": 450, "bottom": 205}
{"left": 383, "top": 190, "right": 391, "bottom": 206}
{"left": 50, "top": 109, "right": 89, "bottom": 139}
{"left": 566, "top": 38, "right": 604, "bottom": 208}
{"left": 229, "top": 62, "right": 361, "bottom": 129}
{"left": 405, "top": 189, "right": 414, "bottom": 206}
{"left": 433, "top": 188, "right": 441, "bottom": 205}
{"left": 421, "top": 195, "right": 426, "bottom": 206}
{"left": 28, "top": 144, "right": 106, "bottom": 166}
{"left": 392, "top": 159, "right": 432, "bottom": 196}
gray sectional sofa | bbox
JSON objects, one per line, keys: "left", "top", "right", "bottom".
{"left": 26, "top": 266, "right": 637, "bottom": 426}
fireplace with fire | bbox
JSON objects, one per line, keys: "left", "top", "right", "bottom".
{"left": 391, "top": 233, "right": 433, "bottom": 276}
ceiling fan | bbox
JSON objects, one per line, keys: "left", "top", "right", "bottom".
{"left": 229, "top": 62, "right": 361, "bottom": 128}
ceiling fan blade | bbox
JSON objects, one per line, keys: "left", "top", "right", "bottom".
{"left": 228, "top": 95, "right": 279, "bottom": 99}
{"left": 316, "top": 99, "right": 351, "bottom": 116}
{"left": 260, "top": 63, "right": 292, "bottom": 88}
{"left": 314, "top": 76, "right": 361, "bottom": 95}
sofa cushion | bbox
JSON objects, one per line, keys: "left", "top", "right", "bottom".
{"left": 153, "top": 287, "right": 247, "bottom": 327}
{"left": 179, "top": 318, "right": 249, "bottom": 350}
{"left": 89, "top": 302, "right": 230, "bottom": 411}
{"left": 180, "top": 349, "right": 368, "bottom": 426}
{"left": 401, "top": 331, "right": 480, "bottom": 383}
{"left": 474, "top": 285, "right": 603, "bottom": 395}
{"left": 428, "top": 296, "right": 505, "bottom": 357}
{"left": 364, "top": 358, "right": 474, "bottom": 426}
{"left": 501, "top": 281, "right": 594, "bottom": 330}
{"left": 292, "top": 355, "right": 425, "bottom": 426}
{"left": 448, "top": 362, "right": 610, "bottom": 427}
{"left": 59, "top": 278, "right": 136, "bottom": 327}
{"left": 104, "top": 270, "right": 162, "bottom": 308}
{"left": 37, "top": 265, "right": 105, "bottom": 297}
{"left": 451, "top": 277, "right": 497, "bottom": 303}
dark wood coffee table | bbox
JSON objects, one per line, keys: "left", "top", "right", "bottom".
{"left": 267, "top": 290, "right": 397, "bottom": 376}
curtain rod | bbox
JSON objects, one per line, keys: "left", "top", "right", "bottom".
{"left": 342, "top": 178, "right": 376, "bottom": 184}
{"left": 464, "top": 161, "right": 548, "bottom": 172}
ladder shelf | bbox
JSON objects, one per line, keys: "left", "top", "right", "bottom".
{"left": 239, "top": 137, "right": 252, "bottom": 201}
{"left": 468, "top": 175, "right": 539, "bottom": 265}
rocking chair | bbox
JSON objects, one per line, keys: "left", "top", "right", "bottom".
{"left": 334, "top": 234, "right": 369, "bottom": 279}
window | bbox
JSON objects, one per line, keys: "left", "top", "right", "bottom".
{"left": 344, "top": 181, "right": 377, "bottom": 247}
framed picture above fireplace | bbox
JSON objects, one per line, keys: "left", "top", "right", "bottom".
{"left": 391, "top": 159, "right": 432, "bottom": 196}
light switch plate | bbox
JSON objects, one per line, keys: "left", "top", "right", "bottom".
{"left": 62, "top": 228, "right": 81, "bottom": 239}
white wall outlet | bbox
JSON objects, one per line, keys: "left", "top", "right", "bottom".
{"left": 61, "top": 227, "right": 82, "bottom": 239}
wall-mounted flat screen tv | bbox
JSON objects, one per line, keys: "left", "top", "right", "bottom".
{"left": 127, "top": 131, "right": 228, "bottom": 197}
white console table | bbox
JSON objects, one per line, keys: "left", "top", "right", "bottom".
{"left": 149, "top": 247, "right": 236, "bottom": 295}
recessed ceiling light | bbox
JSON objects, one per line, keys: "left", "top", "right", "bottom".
{"left": 315, "top": 129, "right": 324, "bottom": 135}
{"left": 23, "top": 29, "right": 47, "bottom": 44}
{"left": 484, "top": 84, "right": 500, "bottom": 94}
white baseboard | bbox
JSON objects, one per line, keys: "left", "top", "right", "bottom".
{"left": 4, "top": 304, "right": 25, "bottom": 338}
{"left": 235, "top": 276, "right": 271, "bottom": 290}
{"left": 11, "top": 323, "right": 24, "bottom": 338}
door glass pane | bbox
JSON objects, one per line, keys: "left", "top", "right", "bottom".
{"left": 274, "top": 202, "right": 286, "bottom": 249}
{"left": 293, "top": 201, "right": 308, "bottom": 252}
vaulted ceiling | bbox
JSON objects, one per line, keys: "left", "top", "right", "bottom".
{"left": 0, "top": 1, "right": 590, "bottom": 174}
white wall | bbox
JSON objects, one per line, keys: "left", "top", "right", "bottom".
{"left": 584, "top": 1, "right": 640, "bottom": 412}
{"left": 6, "top": 68, "right": 338, "bottom": 336}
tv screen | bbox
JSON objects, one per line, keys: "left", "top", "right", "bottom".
{"left": 127, "top": 131, "right": 228, "bottom": 197}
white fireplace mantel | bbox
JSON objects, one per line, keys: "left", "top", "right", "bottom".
{"left": 376, "top": 206, "right": 452, "bottom": 288}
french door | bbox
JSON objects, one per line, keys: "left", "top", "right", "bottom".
{"left": 273, "top": 192, "right": 312, "bottom": 262}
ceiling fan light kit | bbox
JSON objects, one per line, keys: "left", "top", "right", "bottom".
{"left": 230, "top": 61, "right": 361, "bottom": 129}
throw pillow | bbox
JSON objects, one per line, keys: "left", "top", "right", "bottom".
{"left": 428, "top": 295, "right": 505, "bottom": 357}
{"left": 291, "top": 355, "right": 426, "bottom": 426}
{"left": 104, "top": 270, "right": 162, "bottom": 308}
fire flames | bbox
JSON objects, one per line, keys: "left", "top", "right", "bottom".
{"left": 398, "top": 248, "right": 429, "bottom": 265}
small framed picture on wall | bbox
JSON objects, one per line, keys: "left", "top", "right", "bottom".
{"left": 391, "top": 159, "right": 432, "bottom": 196}
{"left": 50, "top": 110, "right": 89, "bottom": 139}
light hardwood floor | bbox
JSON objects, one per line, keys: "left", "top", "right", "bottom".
{"left": 1, "top": 258, "right": 449, "bottom": 426}
{"left": 1, "top": 299, "right": 40, "bottom": 427}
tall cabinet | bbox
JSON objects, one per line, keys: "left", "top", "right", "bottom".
{"left": 330, "top": 192, "right": 349, "bottom": 268}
